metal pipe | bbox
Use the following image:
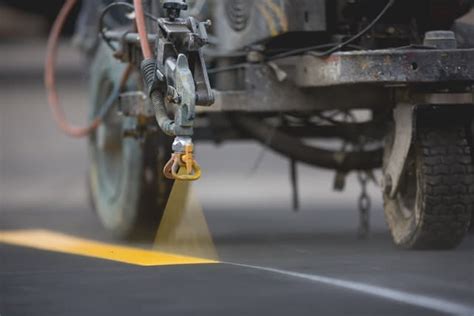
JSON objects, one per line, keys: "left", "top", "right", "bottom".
{"left": 103, "top": 31, "right": 157, "bottom": 44}
{"left": 133, "top": 0, "right": 153, "bottom": 59}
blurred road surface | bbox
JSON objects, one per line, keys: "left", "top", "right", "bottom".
{"left": 0, "top": 41, "right": 473, "bottom": 316}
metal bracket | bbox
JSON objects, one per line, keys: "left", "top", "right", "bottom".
{"left": 383, "top": 103, "right": 415, "bottom": 198}
{"left": 162, "top": 54, "right": 196, "bottom": 137}
{"left": 118, "top": 91, "right": 155, "bottom": 118}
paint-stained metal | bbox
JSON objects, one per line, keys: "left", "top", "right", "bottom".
{"left": 293, "top": 49, "right": 474, "bottom": 87}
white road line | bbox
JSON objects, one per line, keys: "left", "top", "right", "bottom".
{"left": 227, "top": 262, "right": 474, "bottom": 315}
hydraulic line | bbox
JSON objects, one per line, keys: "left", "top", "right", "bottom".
{"left": 45, "top": 0, "right": 131, "bottom": 138}
{"left": 133, "top": 0, "right": 153, "bottom": 59}
{"left": 151, "top": 90, "right": 176, "bottom": 136}
{"left": 233, "top": 115, "right": 383, "bottom": 172}
{"left": 133, "top": 0, "right": 176, "bottom": 137}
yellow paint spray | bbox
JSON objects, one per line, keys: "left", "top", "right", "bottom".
{"left": 154, "top": 179, "right": 219, "bottom": 261}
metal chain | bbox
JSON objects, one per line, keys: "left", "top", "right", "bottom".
{"left": 357, "top": 171, "right": 371, "bottom": 239}
{"left": 355, "top": 127, "right": 372, "bottom": 239}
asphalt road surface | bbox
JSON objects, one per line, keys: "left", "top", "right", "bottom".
{"left": 1, "top": 42, "right": 473, "bottom": 316}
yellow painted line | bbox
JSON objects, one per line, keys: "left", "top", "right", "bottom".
{"left": 0, "top": 229, "right": 219, "bottom": 267}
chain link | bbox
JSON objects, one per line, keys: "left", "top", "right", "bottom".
{"left": 357, "top": 171, "right": 371, "bottom": 239}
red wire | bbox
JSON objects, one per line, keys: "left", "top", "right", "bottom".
{"left": 133, "top": 0, "right": 153, "bottom": 59}
{"left": 44, "top": 0, "right": 104, "bottom": 138}
{"left": 45, "top": 0, "right": 147, "bottom": 138}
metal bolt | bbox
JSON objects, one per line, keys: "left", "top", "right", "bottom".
{"left": 247, "top": 51, "right": 265, "bottom": 63}
{"left": 386, "top": 27, "right": 396, "bottom": 35}
{"left": 204, "top": 19, "right": 212, "bottom": 28}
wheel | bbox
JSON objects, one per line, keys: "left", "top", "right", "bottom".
{"left": 383, "top": 109, "right": 474, "bottom": 250}
{"left": 88, "top": 44, "right": 173, "bottom": 240}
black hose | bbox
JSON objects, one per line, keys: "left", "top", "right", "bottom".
{"left": 233, "top": 115, "right": 383, "bottom": 172}
{"left": 141, "top": 59, "right": 177, "bottom": 137}
{"left": 151, "top": 90, "right": 176, "bottom": 137}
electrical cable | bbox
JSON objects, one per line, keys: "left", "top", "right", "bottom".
{"left": 206, "top": 43, "right": 362, "bottom": 74}
{"left": 207, "top": 0, "right": 395, "bottom": 74}
{"left": 45, "top": 0, "right": 131, "bottom": 138}
{"left": 266, "top": 0, "right": 396, "bottom": 60}
{"left": 269, "top": 43, "right": 363, "bottom": 61}
{"left": 310, "top": 0, "right": 396, "bottom": 57}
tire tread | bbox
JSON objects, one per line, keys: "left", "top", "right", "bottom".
{"left": 411, "top": 126, "right": 474, "bottom": 249}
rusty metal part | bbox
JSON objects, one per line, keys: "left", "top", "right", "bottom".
{"left": 206, "top": 60, "right": 473, "bottom": 114}
{"left": 205, "top": 46, "right": 474, "bottom": 113}
{"left": 292, "top": 49, "right": 474, "bottom": 88}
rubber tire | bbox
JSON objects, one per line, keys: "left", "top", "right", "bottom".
{"left": 384, "top": 111, "right": 474, "bottom": 250}
{"left": 88, "top": 44, "right": 173, "bottom": 240}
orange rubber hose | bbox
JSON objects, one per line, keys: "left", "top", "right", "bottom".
{"left": 133, "top": 0, "right": 153, "bottom": 59}
{"left": 45, "top": 0, "right": 101, "bottom": 138}
{"left": 45, "top": 0, "right": 132, "bottom": 138}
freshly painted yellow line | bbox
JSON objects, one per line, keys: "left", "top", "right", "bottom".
{"left": 0, "top": 230, "right": 219, "bottom": 267}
